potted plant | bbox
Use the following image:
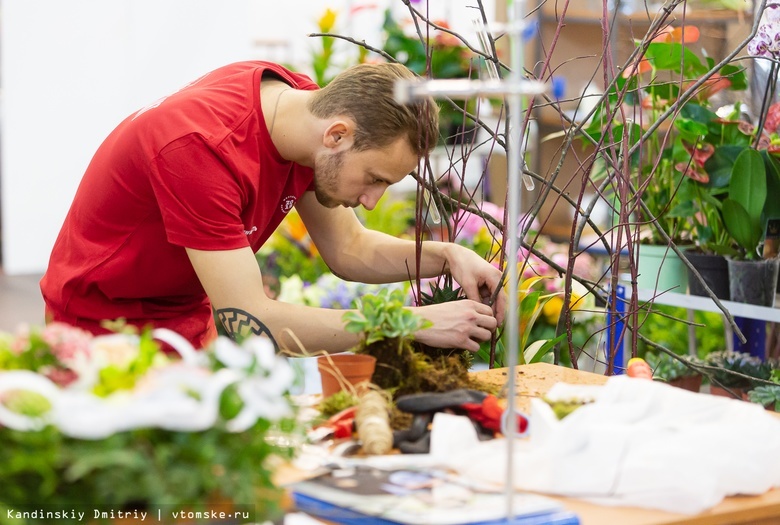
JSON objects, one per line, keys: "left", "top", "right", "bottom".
{"left": 720, "top": 148, "right": 780, "bottom": 305}
{"left": 749, "top": 384, "right": 780, "bottom": 411}
{"left": 0, "top": 323, "right": 299, "bottom": 522}
{"left": 704, "top": 350, "right": 773, "bottom": 399}
{"left": 343, "top": 287, "right": 496, "bottom": 399}
{"left": 645, "top": 352, "right": 704, "bottom": 392}
{"left": 583, "top": 26, "right": 747, "bottom": 293}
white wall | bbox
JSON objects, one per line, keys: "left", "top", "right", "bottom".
{"left": 0, "top": 0, "right": 495, "bottom": 275}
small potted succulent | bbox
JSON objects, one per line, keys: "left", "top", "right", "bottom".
{"left": 704, "top": 350, "right": 773, "bottom": 399}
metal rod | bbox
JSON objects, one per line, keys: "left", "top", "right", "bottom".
{"left": 392, "top": 1, "right": 540, "bottom": 518}
{"left": 504, "top": 0, "right": 526, "bottom": 518}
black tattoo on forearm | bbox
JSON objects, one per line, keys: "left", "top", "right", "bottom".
{"left": 216, "top": 307, "right": 278, "bottom": 350}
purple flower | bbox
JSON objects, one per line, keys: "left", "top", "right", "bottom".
{"left": 321, "top": 282, "right": 354, "bottom": 309}
{"left": 749, "top": 3, "right": 780, "bottom": 58}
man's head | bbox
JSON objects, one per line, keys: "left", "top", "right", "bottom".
{"left": 308, "top": 62, "right": 439, "bottom": 158}
{"left": 307, "top": 63, "right": 439, "bottom": 210}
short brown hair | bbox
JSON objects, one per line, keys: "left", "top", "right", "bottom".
{"left": 308, "top": 63, "right": 439, "bottom": 157}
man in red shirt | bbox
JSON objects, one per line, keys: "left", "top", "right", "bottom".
{"left": 41, "top": 61, "right": 505, "bottom": 353}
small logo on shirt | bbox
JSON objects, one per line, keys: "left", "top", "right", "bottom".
{"left": 281, "top": 196, "right": 296, "bottom": 214}
{"left": 244, "top": 226, "right": 257, "bottom": 235}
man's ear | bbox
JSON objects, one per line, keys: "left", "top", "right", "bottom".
{"left": 323, "top": 119, "right": 354, "bottom": 150}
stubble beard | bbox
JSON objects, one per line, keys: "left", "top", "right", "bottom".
{"left": 313, "top": 150, "right": 346, "bottom": 208}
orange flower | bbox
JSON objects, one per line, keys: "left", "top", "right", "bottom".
{"left": 685, "top": 73, "right": 731, "bottom": 102}
{"left": 641, "top": 95, "right": 669, "bottom": 109}
{"left": 433, "top": 19, "right": 461, "bottom": 47}
{"left": 653, "top": 25, "right": 700, "bottom": 44}
{"left": 623, "top": 25, "right": 701, "bottom": 79}
{"left": 286, "top": 213, "right": 309, "bottom": 242}
{"left": 622, "top": 57, "right": 652, "bottom": 78}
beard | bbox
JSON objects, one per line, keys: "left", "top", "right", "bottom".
{"left": 313, "top": 150, "right": 346, "bottom": 208}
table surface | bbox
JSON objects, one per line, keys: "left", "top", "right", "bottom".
{"left": 280, "top": 363, "right": 780, "bottom": 525}
{"left": 472, "top": 363, "right": 780, "bottom": 525}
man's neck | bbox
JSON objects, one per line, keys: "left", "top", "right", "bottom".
{"left": 261, "top": 81, "right": 318, "bottom": 167}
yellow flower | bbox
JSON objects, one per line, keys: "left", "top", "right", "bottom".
{"left": 542, "top": 295, "right": 564, "bottom": 324}
{"left": 318, "top": 8, "right": 337, "bottom": 32}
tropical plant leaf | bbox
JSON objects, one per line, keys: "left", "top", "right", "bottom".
{"left": 723, "top": 198, "right": 761, "bottom": 256}
{"left": 729, "top": 148, "right": 766, "bottom": 225}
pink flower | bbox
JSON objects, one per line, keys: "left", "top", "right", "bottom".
{"left": 451, "top": 201, "right": 504, "bottom": 238}
{"left": 41, "top": 322, "right": 93, "bottom": 362}
{"left": 44, "top": 367, "right": 79, "bottom": 388}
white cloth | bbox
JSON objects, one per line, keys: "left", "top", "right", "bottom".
{"left": 432, "top": 376, "right": 780, "bottom": 514}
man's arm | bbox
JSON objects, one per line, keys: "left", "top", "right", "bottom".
{"left": 187, "top": 245, "right": 498, "bottom": 353}
{"left": 186, "top": 246, "right": 359, "bottom": 353}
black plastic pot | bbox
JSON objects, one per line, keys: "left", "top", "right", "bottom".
{"left": 686, "top": 251, "right": 730, "bottom": 300}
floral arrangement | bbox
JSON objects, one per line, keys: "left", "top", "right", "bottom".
{"left": 0, "top": 323, "right": 299, "bottom": 523}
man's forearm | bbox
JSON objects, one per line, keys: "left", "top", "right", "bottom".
{"left": 328, "top": 229, "right": 457, "bottom": 284}
{"left": 216, "top": 301, "right": 361, "bottom": 354}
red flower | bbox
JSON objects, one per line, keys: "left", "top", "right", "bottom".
{"left": 675, "top": 160, "right": 710, "bottom": 183}
{"left": 693, "top": 74, "right": 732, "bottom": 102}
{"left": 683, "top": 142, "right": 714, "bottom": 168}
{"left": 764, "top": 102, "right": 780, "bottom": 134}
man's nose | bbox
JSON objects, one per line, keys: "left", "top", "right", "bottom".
{"left": 359, "top": 187, "right": 385, "bottom": 211}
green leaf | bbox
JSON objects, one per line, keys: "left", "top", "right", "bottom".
{"left": 720, "top": 63, "right": 748, "bottom": 91}
{"left": 524, "top": 333, "right": 567, "bottom": 364}
{"left": 729, "top": 148, "right": 766, "bottom": 225}
{"left": 704, "top": 145, "right": 743, "bottom": 188}
{"left": 763, "top": 153, "right": 780, "bottom": 220}
{"left": 723, "top": 198, "right": 761, "bottom": 256}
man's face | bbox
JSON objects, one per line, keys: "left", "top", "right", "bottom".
{"left": 313, "top": 137, "right": 418, "bottom": 210}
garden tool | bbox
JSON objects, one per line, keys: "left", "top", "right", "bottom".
{"left": 392, "top": 389, "right": 529, "bottom": 454}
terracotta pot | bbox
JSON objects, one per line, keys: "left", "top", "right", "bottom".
{"left": 668, "top": 375, "right": 703, "bottom": 393}
{"left": 317, "top": 353, "right": 376, "bottom": 397}
{"left": 709, "top": 385, "right": 750, "bottom": 401}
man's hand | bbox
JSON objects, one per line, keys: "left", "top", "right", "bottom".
{"left": 444, "top": 244, "right": 507, "bottom": 326}
{"left": 412, "top": 300, "right": 498, "bottom": 352}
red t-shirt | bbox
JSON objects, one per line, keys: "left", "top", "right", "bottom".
{"left": 41, "top": 61, "right": 318, "bottom": 349}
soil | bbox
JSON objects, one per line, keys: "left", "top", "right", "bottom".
{"left": 359, "top": 337, "right": 498, "bottom": 400}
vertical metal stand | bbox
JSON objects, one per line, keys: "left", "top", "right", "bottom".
{"left": 394, "top": 1, "right": 545, "bottom": 519}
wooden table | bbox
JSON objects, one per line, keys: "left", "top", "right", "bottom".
{"left": 472, "top": 363, "right": 780, "bottom": 525}
{"left": 280, "top": 363, "right": 780, "bottom": 525}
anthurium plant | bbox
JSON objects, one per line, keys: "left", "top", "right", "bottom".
{"left": 582, "top": 25, "right": 748, "bottom": 246}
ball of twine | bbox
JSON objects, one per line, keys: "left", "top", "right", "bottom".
{"left": 356, "top": 389, "right": 393, "bottom": 455}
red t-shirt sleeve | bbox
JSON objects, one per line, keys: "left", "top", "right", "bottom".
{"left": 150, "top": 134, "right": 250, "bottom": 251}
